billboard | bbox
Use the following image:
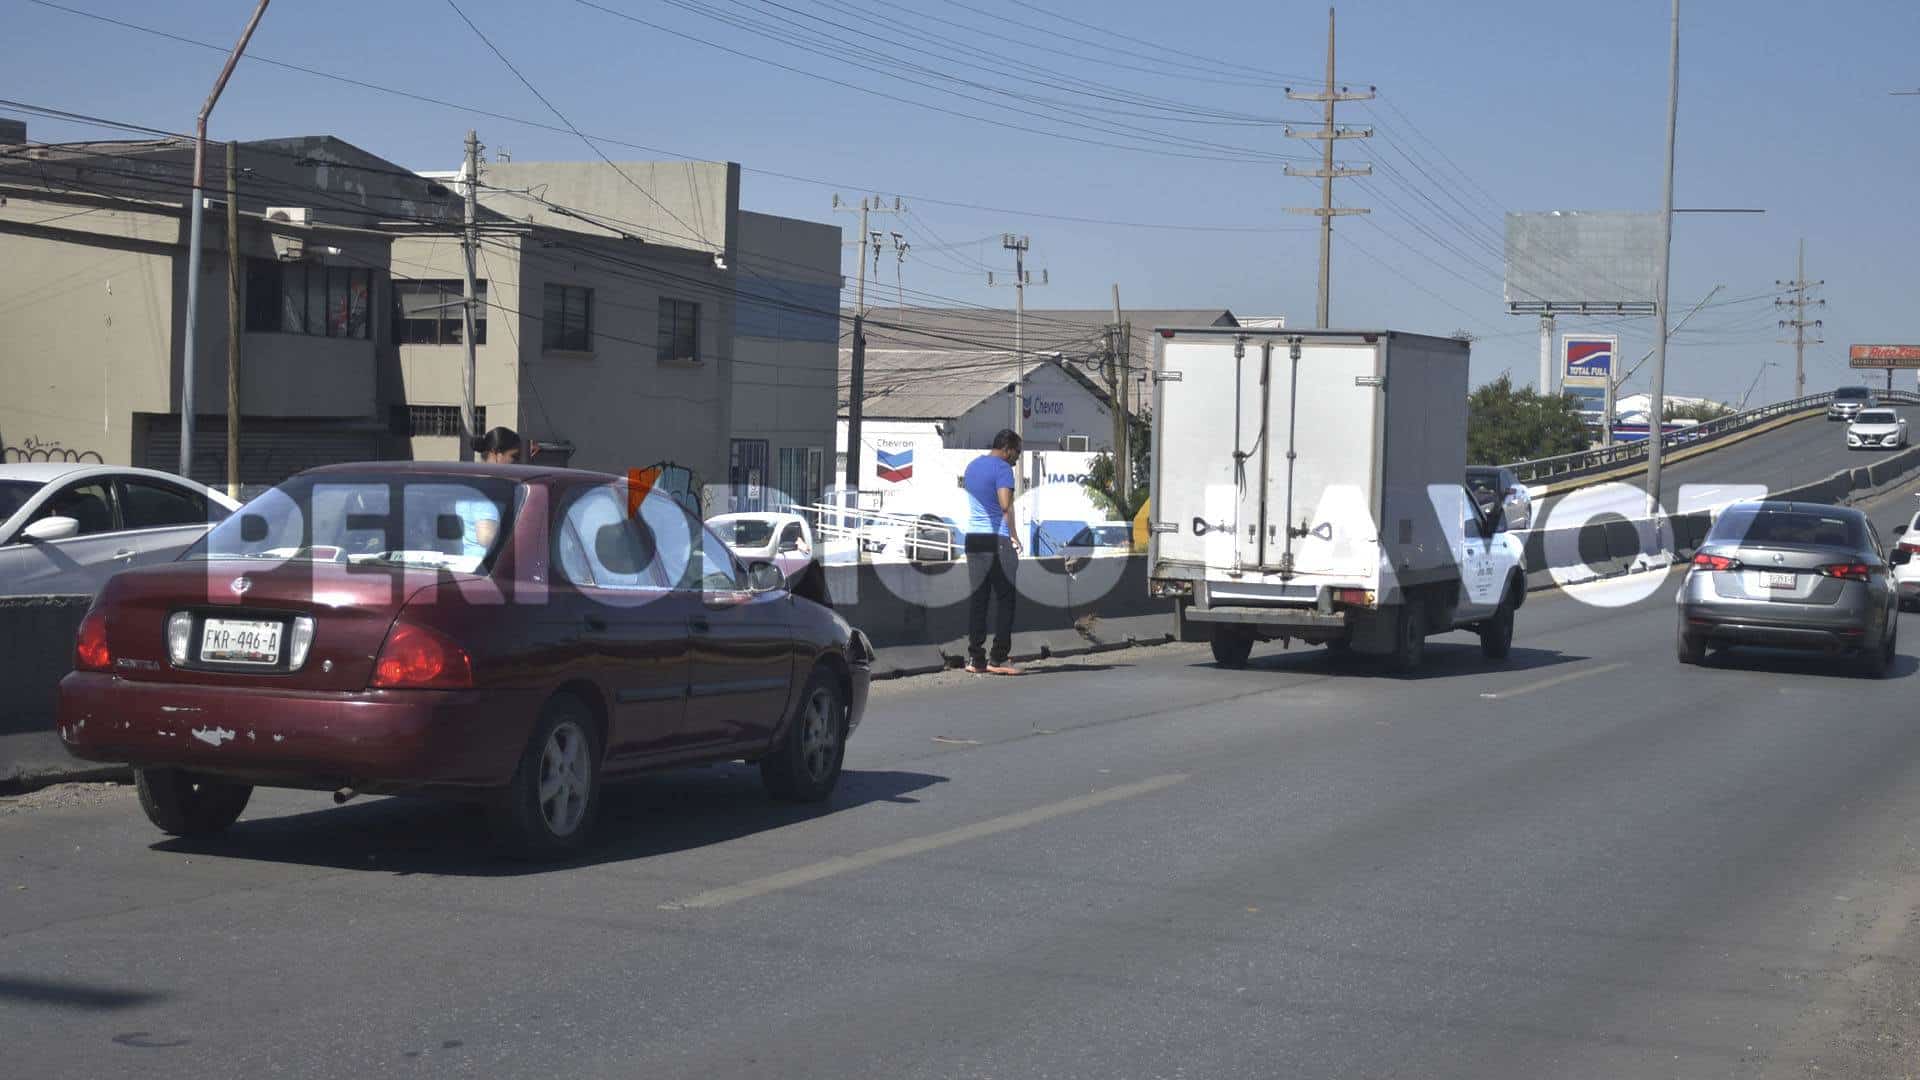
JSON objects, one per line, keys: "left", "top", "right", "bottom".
{"left": 1505, "top": 211, "right": 1660, "bottom": 312}
{"left": 1562, "top": 335, "right": 1616, "bottom": 388}
{"left": 1849, "top": 344, "right": 1920, "bottom": 369}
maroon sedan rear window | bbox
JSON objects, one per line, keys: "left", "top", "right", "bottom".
{"left": 189, "top": 474, "right": 519, "bottom": 574}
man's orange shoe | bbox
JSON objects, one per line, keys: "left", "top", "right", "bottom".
{"left": 985, "top": 663, "right": 1022, "bottom": 676}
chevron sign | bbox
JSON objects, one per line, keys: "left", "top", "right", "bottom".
{"left": 875, "top": 447, "right": 913, "bottom": 483}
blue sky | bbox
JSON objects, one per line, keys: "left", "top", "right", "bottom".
{"left": 8, "top": 0, "right": 1919, "bottom": 403}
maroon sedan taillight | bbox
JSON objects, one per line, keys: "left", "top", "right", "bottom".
{"left": 370, "top": 621, "right": 473, "bottom": 690}
{"left": 75, "top": 610, "right": 112, "bottom": 671}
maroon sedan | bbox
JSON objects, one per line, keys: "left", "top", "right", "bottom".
{"left": 58, "top": 462, "right": 872, "bottom": 855}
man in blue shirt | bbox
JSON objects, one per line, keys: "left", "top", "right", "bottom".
{"left": 961, "top": 429, "right": 1023, "bottom": 674}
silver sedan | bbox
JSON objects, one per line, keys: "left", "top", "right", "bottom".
{"left": 1677, "top": 501, "right": 1898, "bottom": 675}
{"left": 0, "top": 464, "right": 240, "bottom": 597}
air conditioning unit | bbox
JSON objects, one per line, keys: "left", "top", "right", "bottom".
{"left": 265, "top": 207, "right": 310, "bottom": 262}
{"left": 1061, "top": 434, "right": 1091, "bottom": 452}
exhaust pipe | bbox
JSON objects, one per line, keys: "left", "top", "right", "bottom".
{"left": 333, "top": 786, "right": 357, "bottom": 804}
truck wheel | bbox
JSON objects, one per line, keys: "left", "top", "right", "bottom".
{"left": 135, "top": 768, "right": 252, "bottom": 836}
{"left": 1386, "top": 600, "right": 1426, "bottom": 673}
{"left": 1210, "top": 626, "right": 1253, "bottom": 669}
{"left": 1479, "top": 600, "right": 1515, "bottom": 661}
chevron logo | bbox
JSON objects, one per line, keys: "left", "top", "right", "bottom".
{"left": 875, "top": 447, "right": 913, "bottom": 483}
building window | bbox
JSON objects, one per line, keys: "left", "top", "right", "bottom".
{"left": 389, "top": 404, "right": 485, "bottom": 438}
{"left": 657, "top": 297, "right": 699, "bottom": 364}
{"left": 543, "top": 284, "right": 593, "bottom": 352}
{"left": 246, "top": 260, "right": 371, "bottom": 339}
{"left": 776, "top": 446, "right": 824, "bottom": 510}
{"left": 394, "top": 279, "right": 486, "bottom": 345}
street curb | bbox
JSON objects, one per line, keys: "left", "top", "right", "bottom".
{"left": 0, "top": 731, "right": 127, "bottom": 795}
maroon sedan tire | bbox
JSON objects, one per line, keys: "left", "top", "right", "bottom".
{"left": 761, "top": 668, "right": 847, "bottom": 803}
{"left": 491, "top": 695, "right": 602, "bottom": 857}
{"left": 135, "top": 768, "right": 252, "bottom": 836}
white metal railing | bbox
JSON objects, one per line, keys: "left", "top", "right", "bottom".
{"left": 803, "top": 500, "right": 963, "bottom": 561}
{"left": 1501, "top": 390, "right": 1920, "bottom": 485}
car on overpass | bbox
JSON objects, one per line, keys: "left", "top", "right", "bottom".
{"left": 1846, "top": 408, "right": 1909, "bottom": 450}
{"left": 1677, "top": 500, "right": 1897, "bottom": 675}
{"left": 1828, "top": 385, "right": 1877, "bottom": 422}
{"left": 0, "top": 464, "right": 241, "bottom": 598}
{"left": 57, "top": 462, "right": 873, "bottom": 856}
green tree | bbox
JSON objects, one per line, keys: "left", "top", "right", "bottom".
{"left": 1467, "top": 374, "right": 1592, "bottom": 465}
{"left": 1082, "top": 420, "right": 1151, "bottom": 521}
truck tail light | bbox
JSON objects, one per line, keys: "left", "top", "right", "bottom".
{"left": 371, "top": 621, "right": 472, "bottom": 689}
{"left": 1818, "top": 563, "right": 1873, "bottom": 582}
{"left": 1334, "top": 588, "right": 1374, "bottom": 608}
{"left": 75, "top": 610, "right": 112, "bottom": 671}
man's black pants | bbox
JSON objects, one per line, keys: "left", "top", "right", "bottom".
{"left": 965, "top": 533, "right": 1018, "bottom": 666}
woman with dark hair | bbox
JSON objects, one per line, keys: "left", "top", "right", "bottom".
{"left": 460, "top": 427, "right": 522, "bottom": 557}
{"left": 473, "top": 427, "right": 523, "bottom": 464}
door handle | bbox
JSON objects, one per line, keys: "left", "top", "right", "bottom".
{"left": 113, "top": 549, "right": 135, "bottom": 560}
{"left": 583, "top": 614, "right": 608, "bottom": 632}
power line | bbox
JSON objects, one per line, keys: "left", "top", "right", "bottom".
{"left": 442, "top": 0, "right": 715, "bottom": 250}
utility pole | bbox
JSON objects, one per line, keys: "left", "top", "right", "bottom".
{"left": 1775, "top": 238, "right": 1824, "bottom": 400}
{"left": 1285, "top": 7, "right": 1373, "bottom": 328}
{"left": 224, "top": 140, "right": 242, "bottom": 500}
{"left": 1645, "top": 0, "right": 1681, "bottom": 524}
{"left": 1106, "top": 284, "right": 1131, "bottom": 508}
{"left": 461, "top": 130, "right": 480, "bottom": 463}
{"left": 180, "top": 0, "right": 272, "bottom": 480}
{"left": 989, "top": 235, "right": 1047, "bottom": 492}
{"left": 832, "top": 195, "right": 901, "bottom": 498}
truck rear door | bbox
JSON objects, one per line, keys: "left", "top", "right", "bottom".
{"left": 1242, "top": 338, "right": 1381, "bottom": 581}
{"left": 1152, "top": 335, "right": 1248, "bottom": 575}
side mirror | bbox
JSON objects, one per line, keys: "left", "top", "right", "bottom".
{"left": 436, "top": 513, "right": 465, "bottom": 541}
{"left": 1894, "top": 548, "right": 1913, "bottom": 566}
{"left": 21, "top": 516, "right": 80, "bottom": 542}
{"left": 747, "top": 560, "right": 784, "bottom": 592}
{"left": 240, "top": 513, "right": 270, "bottom": 543}
{"left": 1895, "top": 524, "right": 1909, "bottom": 537}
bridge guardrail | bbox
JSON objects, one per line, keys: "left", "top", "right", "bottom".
{"left": 1501, "top": 390, "right": 1920, "bottom": 486}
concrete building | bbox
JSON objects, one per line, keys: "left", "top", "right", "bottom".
{"left": 0, "top": 124, "right": 842, "bottom": 513}
{"left": 391, "top": 157, "right": 840, "bottom": 513}
{"left": 0, "top": 133, "right": 434, "bottom": 480}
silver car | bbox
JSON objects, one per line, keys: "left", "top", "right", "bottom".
{"left": 0, "top": 464, "right": 240, "bottom": 597}
{"left": 1827, "top": 386, "right": 1875, "bottom": 421}
{"left": 1677, "top": 501, "right": 1898, "bottom": 675}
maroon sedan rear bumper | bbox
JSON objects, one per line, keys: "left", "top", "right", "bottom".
{"left": 58, "top": 673, "right": 544, "bottom": 794}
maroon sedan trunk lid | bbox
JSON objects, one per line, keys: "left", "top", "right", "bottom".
{"left": 95, "top": 559, "right": 435, "bottom": 692}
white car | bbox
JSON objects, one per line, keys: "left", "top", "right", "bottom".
{"left": 1893, "top": 508, "right": 1920, "bottom": 611}
{"left": 1061, "top": 521, "right": 1135, "bottom": 559}
{"left": 1847, "top": 408, "right": 1909, "bottom": 450}
{"left": 0, "top": 464, "right": 241, "bottom": 597}
{"left": 707, "top": 511, "right": 816, "bottom": 577}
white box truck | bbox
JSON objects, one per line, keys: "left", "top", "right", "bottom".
{"left": 1146, "top": 328, "right": 1526, "bottom": 670}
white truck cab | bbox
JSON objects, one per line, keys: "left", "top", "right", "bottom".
{"left": 1146, "top": 328, "right": 1527, "bottom": 671}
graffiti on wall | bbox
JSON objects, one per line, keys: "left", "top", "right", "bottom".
{"left": 2, "top": 436, "right": 103, "bottom": 464}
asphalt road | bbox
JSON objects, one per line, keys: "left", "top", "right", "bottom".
{"left": 1536, "top": 412, "right": 1892, "bottom": 526}
{"left": 9, "top": 487, "right": 1920, "bottom": 1078}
